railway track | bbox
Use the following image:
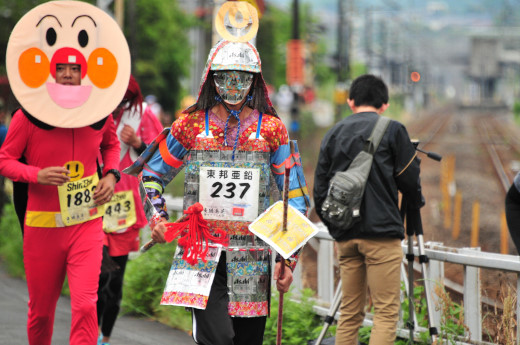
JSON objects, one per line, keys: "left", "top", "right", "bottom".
{"left": 405, "top": 107, "right": 520, "bottom": 341}
{"left": 408, "top": 108, "right": 513, "bottom": 252}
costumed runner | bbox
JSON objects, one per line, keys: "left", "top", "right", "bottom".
{"left": 125, "top": 2, "right": 310, "bottom": 345}
{"left": 97, "top": 75, "right": 163, "bottom": 345}
{"left": 0, "top": 2, "right": 130, "bottom": 345}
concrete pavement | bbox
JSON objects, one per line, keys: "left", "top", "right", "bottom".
{"left": 0, "top": 264, "right": 194, "bottom": 345}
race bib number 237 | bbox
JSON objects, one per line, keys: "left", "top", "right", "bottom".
{"left": 199, "top": 166, "right": 260, "bottom": 221}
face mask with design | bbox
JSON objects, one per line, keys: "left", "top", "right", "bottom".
{"left": 213, "top": 71, "right": 254, "bottom": 105}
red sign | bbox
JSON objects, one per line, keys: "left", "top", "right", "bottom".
{"left": 286, "top": 39, "right": 304, "bottom": 86}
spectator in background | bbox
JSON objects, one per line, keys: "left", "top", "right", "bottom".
{"left": 314, "top": 74, "right": 424, "bottom": 345}
{"left": 145, "top": 94, "right": 173, "bottom": 127}
{"left": 97, "top": 75, "right": 163, "bottom": 345}
{"left": 0, "top": 99, "right": 8, "bottom": 217}
{"left": 0, "top": 99, "right": 6, "bottom": 147}
{"left": 506, "top": 172, "right": 520, "bottom": 254}
{"left": 273, "top": 84, "right": 293, "bottom": 126}
{"left": 144, "top": 94, "right": 162, "bottom": 118}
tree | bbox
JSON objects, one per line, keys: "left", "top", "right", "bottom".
{"left": 0, "top": 0, "right": 60, "bottom": 76}
{"left": 124, "top": 0, "right": 191, "bottom": 114}
{"left": 256, "top": 3, "right": 335, "bottom": 90}
{"left": 256, "top": 4, "right": 292, "bottom": 88}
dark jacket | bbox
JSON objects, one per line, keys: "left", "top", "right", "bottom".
{"left": 505, "top": 172, "right": 520, "bottom": 254}
{"left": 314, "top": 112, "right": 424, "bottom": 242}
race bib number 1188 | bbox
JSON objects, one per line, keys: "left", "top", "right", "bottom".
{"left": 58, "top": 173, "right": 104, "bottom": 226}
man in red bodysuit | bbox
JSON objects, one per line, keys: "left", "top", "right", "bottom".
{"left": 0, "top": 62, "right": 120, "bottom": 345}
{"left": 2, "top": 2, "right": 136, "bottom": 344}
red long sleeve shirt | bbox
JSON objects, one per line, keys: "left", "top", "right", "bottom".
{"left": 0, "top": 109, "right": 120, "bottom": 214}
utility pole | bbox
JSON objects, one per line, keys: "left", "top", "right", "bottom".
{"left": 337, "top": 0, "right": 345, "bottom": 80}
{"left": 97, "top": 0, "right": 124, "bottom": 28}
{"left": 292, "top": 0, "right": 299, "bottom": 40}
{"left": 114, "top": 0, "right": 124, "bottom": 28}
{"left": 334, "top": 0, "right": 349, "bottom": 122}
{"left": 364, "top": 7, "right": 373, "bottom": 73}
{"left": 289, "top": 0, "right": 301, "bottom": 139}
{"left": 380, "top": 20, "right": 387, "bottom": 79}
{"left": 128, "top": 0, "right": 136, "bottom": 73}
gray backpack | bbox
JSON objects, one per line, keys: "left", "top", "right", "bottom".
{"left": 321, "top": 116, "right": 390, "bottom": 237}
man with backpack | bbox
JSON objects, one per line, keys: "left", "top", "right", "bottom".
{"left": 313, "top": 74, "right": 424, "bottom": 345}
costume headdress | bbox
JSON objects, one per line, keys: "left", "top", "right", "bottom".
{"left": 6, "top": 1, "right": 131, "bottom": 128}
{"left": 184, "top": 1, "right": 276, "bottom": 116}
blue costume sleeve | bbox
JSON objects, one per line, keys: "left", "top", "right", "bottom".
{"left": 0, "top": 124, "right": 7, "bottom": 147}
{"left": 142, "top": 132, "right": 188, "bottom": 188}
{"left": 142, "top": 132, "right": 188, "bottom": 219}
{"left": 270, "top": 141, "right": 310, "bottom": 216}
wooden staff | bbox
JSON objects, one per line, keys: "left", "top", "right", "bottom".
{"left": 140, "top": 214, "right": 188, "bottom": 253}
{"left": 276, "top": 156, "right": 291, "bottom": 345}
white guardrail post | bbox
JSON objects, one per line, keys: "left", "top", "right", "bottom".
{"left": 460, "top": 247, "right": 482, "bottom": 342}
{"left": 315, "top": 228, "right": 335, "bottom": 304}
{"left": 423, "top": 242, "right": 443, "bottom": 336}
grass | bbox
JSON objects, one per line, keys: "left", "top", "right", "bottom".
{"left": 483, "top": 278, "right": 517, "bottom": 345}
{"left": 0, "top": 202, "right": 24, "bottom": 278}
{"left": 121, "top": 235, "right": 192, "bottom": 333}
{"left": 263, "top": 288, "right": 333, "bottom": 345}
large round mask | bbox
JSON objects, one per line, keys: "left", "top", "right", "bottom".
{"left": 6, "top": 1, "right": 131, "bottom": 128}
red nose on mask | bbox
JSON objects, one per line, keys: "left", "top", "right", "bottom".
{"left": 50, "top": 47, "right": 88, "bottom": 79}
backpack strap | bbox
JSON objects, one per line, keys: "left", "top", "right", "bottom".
{"left": 366, "top": 116, "right": 391, "bottom": 155}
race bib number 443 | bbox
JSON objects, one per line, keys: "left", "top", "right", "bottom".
{"left": 103, "top": 190, "right": 137, "bottom": 233}
{"left": 58, "top": 173, "right": 104, "bottom": 226}
{"left": 199, "top": 166, "right": 260, "bottom": 221}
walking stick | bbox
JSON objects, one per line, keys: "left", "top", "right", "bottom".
{"left": 276, "top": 155, "right": 291, "bottom": 345}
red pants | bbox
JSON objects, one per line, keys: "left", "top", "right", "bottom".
{"left": 24, "top": 219, "right": 103, "bottom": 345}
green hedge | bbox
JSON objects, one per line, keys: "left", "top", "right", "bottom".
{"left": 0, "top": 202, "right": 24, "bottom": 278}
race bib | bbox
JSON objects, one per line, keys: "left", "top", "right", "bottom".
{"left": 199, "top": 166, "right": 260, "bottom": 221}
{"left": 58, "top": 173, "right": 103, "bottom": 226}
{"left": 103, "top": 190, "right": 137, "bottom": 233}
{"left": 161, "top": 245, "right": 222, "bottom": 309}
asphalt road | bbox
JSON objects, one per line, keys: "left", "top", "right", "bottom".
{"left": 0, "top": 265, "right": 194, "bottom": 345}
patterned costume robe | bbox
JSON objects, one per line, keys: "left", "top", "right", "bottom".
{"left": 142, "top": 108, "right": 309, "bottom": 317}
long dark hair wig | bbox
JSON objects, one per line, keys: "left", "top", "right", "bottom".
{"left": 184, "top": 73, "right": 277, "bottom": 117}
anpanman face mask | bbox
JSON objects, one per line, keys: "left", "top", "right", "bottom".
{"left": 213, "top": 71, "right": 253, "bottom": 105}
{"left": 6, "top": 1, "right": 131, "bottom": 128}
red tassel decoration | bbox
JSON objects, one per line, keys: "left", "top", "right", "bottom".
{"left": 163, "top": 202, "right": 228, "bottom": 265}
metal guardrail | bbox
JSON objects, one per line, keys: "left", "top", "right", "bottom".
{"left": 163, "top": 197, "right": 519, "bottom": 344}
{"left": 293, "top": 223, "right": 520, "bottom": 345}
